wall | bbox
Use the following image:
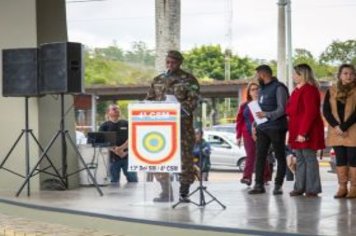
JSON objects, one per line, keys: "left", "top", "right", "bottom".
{"left": 0, "top": 0, "right": 79, "bottom": 192}
{"left": 0, "top": 0, "right": 39, "bottom": 192}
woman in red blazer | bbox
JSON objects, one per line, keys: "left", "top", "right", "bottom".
{"left": 236, "top": 81, "right": 271, "bottom": 186}
{"left": 286, "top": 64, "right": 325, "bottom": 197}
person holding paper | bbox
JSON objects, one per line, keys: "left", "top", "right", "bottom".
{"left": 286, "top": 64, "right": 325, "bottom": 197}
{"left": 236, "top": 81, "right": 271, "bottom": 186}
{"left": 146, "top": 50, "right": 200, "bottom": 202}
{"left": 248, "top": 65, "right": 289, "bottom": 195}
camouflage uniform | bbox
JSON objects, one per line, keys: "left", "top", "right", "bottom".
{"left": 146, "top": 69, "right": 200, "bottom": 200}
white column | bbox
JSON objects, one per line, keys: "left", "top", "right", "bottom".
{"left": 286, "top": 0, "right": 294, "bottom": 91}
{"left": 155, "top": 0, "right": 181, "bottom": 72}
{"left": 277, "top": 0, "right": 287, "bottom": 85}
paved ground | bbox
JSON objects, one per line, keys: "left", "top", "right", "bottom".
{"left": 0, "top": 165, "right": 339, "bottom": 236}
{"left": 0, "top": 214, "right": 124, "bottom": 236}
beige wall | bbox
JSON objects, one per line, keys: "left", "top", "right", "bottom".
{"left": 36, "top": 0, "right": 79, "bottom": 189}
{"left": 0, "top": 0, "right": 39, "bottom": 192}
{"left": 0, "top": 0, "right": 78, "bottom": 192}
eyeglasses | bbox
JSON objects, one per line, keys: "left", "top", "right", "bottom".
{"left": 250, "top": 88, "right": 259, "bottom": 91}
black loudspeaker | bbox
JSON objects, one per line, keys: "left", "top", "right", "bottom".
{"left": 2, "top": 48, "right": 40, "bottom": 97}
{"left": 39, "top": 42, "right": 83, "bottom": 94}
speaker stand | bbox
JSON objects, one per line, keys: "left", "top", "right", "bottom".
{"left": 15, "top": 94, "right": 103, "bottom": 197}
{"left": 0, "top": 97, "right": 65, "bottom": 196}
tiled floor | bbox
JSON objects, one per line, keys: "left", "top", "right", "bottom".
{"left": 0, "top": 174, "right": 355, "bottom": 236}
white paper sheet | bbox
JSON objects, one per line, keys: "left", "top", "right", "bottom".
{"left": 248, "top": 100, "right": 268, "bottom": 125}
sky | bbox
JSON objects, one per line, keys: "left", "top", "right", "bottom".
{"left": 66, "top": 0, "right": 355, "bottom": 60}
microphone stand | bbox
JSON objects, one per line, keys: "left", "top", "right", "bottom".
{"left": 172, "top": 98, "right": 226, "bottom": 209}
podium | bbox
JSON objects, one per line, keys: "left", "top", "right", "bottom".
{"left": 128, "top": 102, "right": 181, "bottom": 203}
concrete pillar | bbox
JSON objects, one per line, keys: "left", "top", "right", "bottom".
{"left": 155, "top": 0, "right": 181, "bottom": 72}
{"left": 277, "top": 0, "right": 287, "bottom": 85}
{"left": 36, "top": 0, "right": 79, "bottom": 189}
{"left": 286, "top": 0, "right": 294, "bottom": 91}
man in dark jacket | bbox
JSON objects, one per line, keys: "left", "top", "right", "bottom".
{"left": 249, "top": 65, "right": 289, "bottom": 195}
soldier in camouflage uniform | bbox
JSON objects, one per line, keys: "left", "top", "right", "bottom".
{"left": 146, "top": 50, "right": 200, "bottom": 202}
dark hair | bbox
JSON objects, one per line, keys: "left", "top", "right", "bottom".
{"left": 166, "top": 50, "right": 184, "bottom": 62}
{"left": 255, "top": 64, "right": 273, "bottom": 76}
{"left": 337, "top": 64, "right": 355, "bottom": 79}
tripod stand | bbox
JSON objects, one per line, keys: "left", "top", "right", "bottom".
{"left": 172, "top": 143, "right": 226, "bottom": 209}
{"left": 85, "top": 143, "right": 111, "bottom": 186}
{"left": 16, "top": 94, "right": 103, "bottom": 197}
{"left": 172, "top": 100, "right": 226, "bottom": 209}
{"left": 0, "top": 97, "right": 65, "bottom": 196}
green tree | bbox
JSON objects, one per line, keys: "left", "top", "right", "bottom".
{"left": 320, "top": 40, "right": 356, "bottom": 65}
{"left": 183, "top": 45, "right": 257, "bottom": 80}
{"left": 93, "top": 41, "right": 124, "bottom": 61}
{"left": 125, "top": 41, "right": 155, "bottom": 66}
{"left": 293, "top": 48, "right": 335, "bottom": 78}
{"left": 84, "top": 51, "right": 155, "bottom": 86}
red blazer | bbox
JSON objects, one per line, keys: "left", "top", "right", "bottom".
{"left": 286, "top": 83, "right": 325, "bottom": 150}
{"left": 235, "top": 102, "right": 254, "bottom": 139}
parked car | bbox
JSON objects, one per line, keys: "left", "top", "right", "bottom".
{"left": 203, "top": 130, "right": 246, "bottom": 171}
{"left": 208, "top": 123, "right": 235, "bottom": 134}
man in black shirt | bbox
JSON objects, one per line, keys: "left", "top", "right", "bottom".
{"left": 99, "top": 104, "right": 138, "bottom": 183}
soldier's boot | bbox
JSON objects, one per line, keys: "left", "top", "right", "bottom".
{"left": 334, "top": 166, "right": 348, "bottom": 198}
{"left": 346, "top": 167, "right": 356, "bottom": 199}
{"left": 153, "top": 180, "right": 174, "bottom": 202}
{"left": 179, "top": 183, "right": 191, "bottom": 203}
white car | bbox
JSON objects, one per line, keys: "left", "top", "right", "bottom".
{"left": 208, "top": 123, "right": 235, "bottom": 133}
{"left": 203, "top": 130, "right": 246, "bottom": 171}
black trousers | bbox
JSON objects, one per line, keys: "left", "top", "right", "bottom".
{"left": 334, "top": 146, "right": 356, "bottom": 167}
{"left": 255, "top": 128, "right": 287, "bottom": 186}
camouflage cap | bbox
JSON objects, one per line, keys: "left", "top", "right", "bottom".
{"left": 166, "top": 50, "right": 184, "bottom": 62}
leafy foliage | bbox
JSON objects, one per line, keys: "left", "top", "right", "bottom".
{"left": 183, "top": 45, "right": 257, "bottom": 80}
{"left": 84, "top": 43, "right": 155, "bottom": 85}
{"left": 80, "top": 39, "right": 354, "bottom": 126}
{"left": 83, "top": 39, "right": 355, "bottom": 86}
{"left": 93, "top": 41, "right": 124, "bottom": 61}
{"left": 320, "top": 40, "right": 356, "bottom": 65}
{"left": 124, "top": 41, "right": 155, "bottom": 66}
{"left": 293, "top": 48, "right": 335, "bottom": 78}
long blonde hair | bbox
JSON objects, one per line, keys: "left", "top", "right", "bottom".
{"left": 294, "top": 63, "right": 319, "bottom": 87}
